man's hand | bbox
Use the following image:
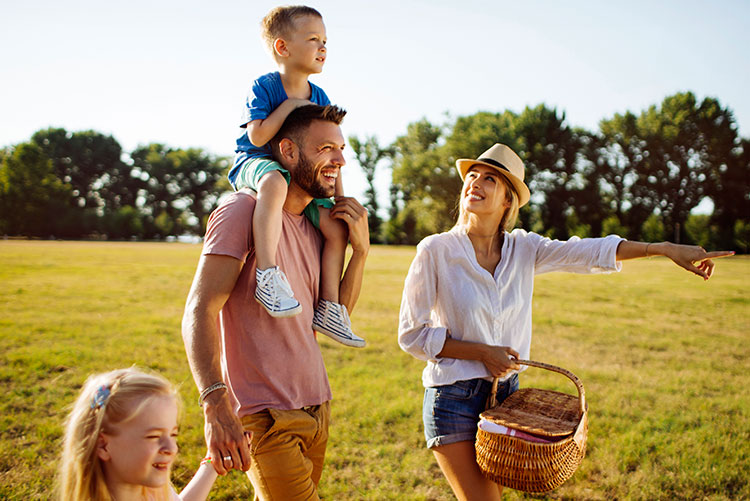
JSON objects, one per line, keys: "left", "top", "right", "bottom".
{"left": 330, "top": 196, "right": 369, "bottom": 254}
{"left": 203, "top": 392, "right": 252, "bottom": 474}
{"left": 331, "top": 196, "right": 369, "bottom": 314}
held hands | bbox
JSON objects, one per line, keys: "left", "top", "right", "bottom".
{"left": 661, "top": 242, "right": 734, "bottom": 281}
{"left": 203, "top": 393, "right": 252, "bottom": 475}
{"left": 330, "top": 196, "right": 369, "bottom": 254}
{"left": 481, "top": 345, "right": 521, "bottom": 378}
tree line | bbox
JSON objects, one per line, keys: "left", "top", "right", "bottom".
{"left": 0, "top": 128, "right": 229, "bottom": 239}
{"left": 1, "top": 91, "right": 748, "bottom": 251}
{"left": 351, "top": 92, "right": 750, "bottom": 252}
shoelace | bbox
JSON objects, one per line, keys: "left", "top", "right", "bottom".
{"left": 338, "top": 303, "right": 352, "bottom": 327}
{"left": 259, "top": 269, "right": 296, "bottom": 305}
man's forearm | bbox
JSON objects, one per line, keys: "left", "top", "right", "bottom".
{"left": 181, "top": 254, "right": 242, "bottom": 394}
{"left": 182, "top": 304, "right": 224, "bottom": 394}
{"left": 339, "top": 248, "right": 368, "bottom": 313}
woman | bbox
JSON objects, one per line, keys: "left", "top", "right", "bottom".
{"left": 397, "top": 143, "right": 732, "bottom": 500}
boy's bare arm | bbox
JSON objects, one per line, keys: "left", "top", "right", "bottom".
{"left": 247, "top": 98, "right": 312, "bottom": 147}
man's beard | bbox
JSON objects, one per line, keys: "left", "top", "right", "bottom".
{"left": 290, "top": 151, "right": 334, "bottom": 199}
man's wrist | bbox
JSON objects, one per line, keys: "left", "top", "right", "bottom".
{"left": 201, "top": 386, "right": 229, "bottom": 411}
{"left": 350, "top": 244, "right": 370, "bottom": 257}
{"left": 199, "top": 381, "right": 228, "bottom": 406}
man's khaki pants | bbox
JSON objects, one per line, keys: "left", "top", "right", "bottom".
{"left": 241, "top": 401, "right": 330, "bottom": 501}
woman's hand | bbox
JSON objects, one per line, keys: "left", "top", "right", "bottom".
{"left": 659, "top": 242, "right": 734, "bottom": 280}
{"left": 480, "top": 345, "right": 521, "bottom": 378}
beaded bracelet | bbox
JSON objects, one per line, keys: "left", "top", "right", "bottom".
{"left": 200, "top": 456, "right": 212, "bottom": 466}
{"left": 198, "top": 382, "right": 227, "bottom": 406}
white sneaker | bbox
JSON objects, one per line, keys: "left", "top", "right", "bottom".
{"left": 312, "top": 299, "right": 365, "bottom": 348}
{"left": 255, "top": 266, "right": 302, "bottom": 318}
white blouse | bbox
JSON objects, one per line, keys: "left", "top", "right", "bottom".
{"left": 398, "top": 226, "right": 623, "bottom": 388}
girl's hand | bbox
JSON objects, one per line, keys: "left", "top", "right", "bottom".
{"left": 480, "top": 345, "right": 521, "bottom": 378}
{"left": 662, "top": 242, "right": 734, "bottom": 280}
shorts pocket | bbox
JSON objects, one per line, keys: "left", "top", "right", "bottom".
{"left": 434, "top": 379, "right": 481, "bottom": 401}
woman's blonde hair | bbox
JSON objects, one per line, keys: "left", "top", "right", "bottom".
{"left": 455, "top": 170, "right": 521, "bottom": 233}
{"left": 57, "top": 367, "right": 178, "bottom": 501}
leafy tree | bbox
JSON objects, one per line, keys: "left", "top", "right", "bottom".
{"left": 348, "top": 135, "right": 393, "bottom": 243}
{"left": 598, "top": 111, "right": 657, "bottom": 240}
{"left": 389, "top": 119, "right": 452, "bottom": 243}
{"left": 635, "top": 93, "right": 735, "bottom": 243}
{"left": 601, "top": 215, "right": 628, "bottom": 238}
{"left": 707, "top": 137, "right": 750, "bottom": 249}
{"left": 514, "top": 105, "right": 581, "bottom": 239}
{"left": 0, "top": 143, "right": 71, "bottom": 236}
{"left": 31, "top": 128, "right": 132, "bottom": 212}
{"left": 597, "top": 93, "right": 739, "bottom": 244}
{"left": 130, "top": 144, "right": 228, "bottom": 237}
{"left": 442, "top": 111, "right": 519, "bottom": 161}
{"left": 101, "top": 205, "right": 145, "bottom": 240}
{"left": 685, "top": 214, "right": 717, "bottom": 249}
{"left": 641, "top": 214, "right": 666, "bottom": 243}
{"left": 572, "top": 131, "right": 612, "bottom": 237}
{"left": 733, "top": 220, "right": 750, "bottom": 254}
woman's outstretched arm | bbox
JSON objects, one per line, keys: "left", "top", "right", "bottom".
{"left": 616, "top": 241, "right": 734, "bottom": 280}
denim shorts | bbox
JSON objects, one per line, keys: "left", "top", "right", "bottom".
{"left": 423, "top": 374, "right": 519, "bottom": 449}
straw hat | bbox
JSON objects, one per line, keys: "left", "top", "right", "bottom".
{"left": 456, "top": 144, "right": 530, "bottom": 207}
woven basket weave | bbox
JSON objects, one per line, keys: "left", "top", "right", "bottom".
{"left": 475, "top": 360, "right": 588, "bottom": 493}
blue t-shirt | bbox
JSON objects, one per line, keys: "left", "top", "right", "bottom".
{"left": 230, "top": 71, "right": 331, "bottom": 185}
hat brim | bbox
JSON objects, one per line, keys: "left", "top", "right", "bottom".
{"left": 456, "top": 159, "right": 530, "bottom": 207}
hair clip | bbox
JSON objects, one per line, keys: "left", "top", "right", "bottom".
{"left": 91, "top": 385, "right": 111, "bottom": 409}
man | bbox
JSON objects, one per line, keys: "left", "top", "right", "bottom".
{"left": 182, "top": 104, "right": 369, "bottom": 500}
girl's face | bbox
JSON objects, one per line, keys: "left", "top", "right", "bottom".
{"left": 98, "top": 394, "right": 179, "bottom": 492}
{"left": 461, "top": 164, "right": 511, "bottom": 218}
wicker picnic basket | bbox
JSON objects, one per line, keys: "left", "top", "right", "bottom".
{"left": 475, "top": 359, "right": 588, "bottom": 493}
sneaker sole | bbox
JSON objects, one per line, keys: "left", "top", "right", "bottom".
{"left": 255, "top": 296, "right": 302, "bottom": 318}
{"left": 315, "top": 327, "right": 366, "bottom": 348}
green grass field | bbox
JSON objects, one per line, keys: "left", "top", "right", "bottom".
{"left": 0, "top": 241, "right": 748, "bottom": 500}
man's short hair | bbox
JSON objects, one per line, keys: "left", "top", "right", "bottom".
{"left": 260, "top": 5, "right": 322, "bottom": 53}
{"left": 271, "top": 104, "right": 347, "bottom": 151}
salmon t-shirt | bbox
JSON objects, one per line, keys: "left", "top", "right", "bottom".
{"left": 202, "top": 190, "right": 332, "bottom": 417}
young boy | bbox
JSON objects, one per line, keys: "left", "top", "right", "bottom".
{"left": 228, "top": 5, "right": 364, "bottom": 348}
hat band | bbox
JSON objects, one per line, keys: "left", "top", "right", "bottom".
{"left": 477, "top": 157, "right": 510, "bottom": 174}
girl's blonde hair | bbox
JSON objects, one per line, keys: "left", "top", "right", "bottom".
{"left": 57, "top": 367, "right": 178, "bottom": 501}
{"left": 455, "top": 171, "right": 521, "bottom": 233}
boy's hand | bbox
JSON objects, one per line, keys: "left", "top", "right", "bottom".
{"left": 285, "top": 98, "right": 314, "bottom": 109}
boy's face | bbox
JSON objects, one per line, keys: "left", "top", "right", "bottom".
{"left": 278, "top": 15, "right": 327, "bottom": 74}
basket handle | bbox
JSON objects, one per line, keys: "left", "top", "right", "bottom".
{"left": 488, "top": 359, "right": 587, "bottom": 417}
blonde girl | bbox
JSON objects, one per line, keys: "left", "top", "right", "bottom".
{"left": 57, "top": 368, "right": 219, "bottom": 501}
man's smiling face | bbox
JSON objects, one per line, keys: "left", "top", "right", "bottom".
{"left": 290, "top": 120, "right": 346, "bottom": 199}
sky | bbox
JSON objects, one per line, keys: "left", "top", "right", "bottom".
{"left": 2, "top": 0, "right": 749, "bottom": 213}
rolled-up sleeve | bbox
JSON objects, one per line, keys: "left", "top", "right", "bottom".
{"left": 534, "top": 234, "right": 624, "bottom": 275}
{"left": 398, "top": 242, "right": 448, "bottom": 361}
